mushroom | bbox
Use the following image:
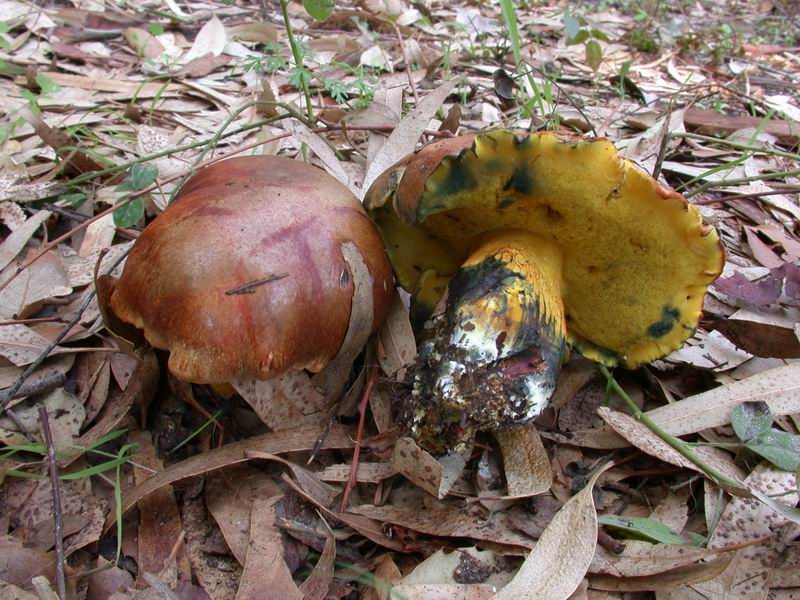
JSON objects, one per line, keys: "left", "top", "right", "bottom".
{"left": 109, "top": 155, "right": 394, "bottom": 386}
{"left": 365, "top": 130, "right": 725, "bottom": 453}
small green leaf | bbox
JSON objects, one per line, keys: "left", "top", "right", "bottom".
{"left": 563, "top": 13, "right": 581, "bottom": 40}
{"left": 303, "top": 0, "right": 335, "bottom": 21}
{"left": 585, "top": 39, "right": 603, "bottom": 71}
{"left": 590, "top": 28, "right": 610, "bottom": 42}
{"left": 147, "top": 22, "right": 165, "bottom": 36}
{"left": 566, "top": 29, "right": 590, "bottom": 46}
{"left": 59, "top": 191, "right": 88, "bottom": 207}
{"left": 113, "top": 197, "right": 144, "bottom": 228}
{"left": 0, "top": 35, "right": 9, "bottom": 50}
{"left": 35, "top": 73, "right": 61, "bottom": 96}
{"left": 129, "top": 162, "right": 159, "bottom": 190}
{"left": 0, "top": 22, "right": 10, "bottom": 33}
{"left": 732, "top": 401, "right": 774, "bottom": 442}
{"left": 599, "top": 515, "right": 688, "bottom": 545}
{"left": 746, "top": 430, "right": 800, "bottom": 472}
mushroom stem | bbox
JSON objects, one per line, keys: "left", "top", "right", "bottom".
{"left": 402, "top": 230, "right": 567, "bottom": 453}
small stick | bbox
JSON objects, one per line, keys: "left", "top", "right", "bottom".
{"left": 38, "top": 405, "right": 67, "bottom": 600}
{"left": 224, "top": 273, "right": 289, "bottom": 295}
{"left": 340, "top": 362, "right": 379, "bottom": 512}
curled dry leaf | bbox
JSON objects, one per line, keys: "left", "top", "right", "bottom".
{"left": 311, "top": 242, "right": 377, "bottom": 402}
{"left": 400, "top": 547, "right": 515, "bottom": 589}
{"left": 392, "top": 436, "right": 468, "bottom": 499}
{"left": 488, "top": 463, "right": 611, "bottom": 600}
{"left": 298, "top": 529, "right": 335, "bottom": 600}
{"left": 235, "top": 496, "right": 303, "bottom": 600}
{"left": 588, "top": 554, "right": 733, "bottom": 593}
{"left": 495, "top": 425, "right": 552, "bottom": 498}
{"left": 597, "top": 406, "right": 748, "bottom": 495}
{"left": 284, "top": 121, "right": 353, "bottom": 193}
{"left": 104, "top": 424, "right": 355, "bottom": 532}
{"left": 362, "top": 80, "right": 455, "bottom": 195}
{"left": 377, "top": 292, "right": 417, "bottom": 377}
{"left": 558, "top": 363, "right": 800, "bottom": 450}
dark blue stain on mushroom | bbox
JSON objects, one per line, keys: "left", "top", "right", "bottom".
{"left": 648, "top": 305, "right": 681, "bottom": 338}
{"left": 502, "top": 166, "right": 534, "bottom": 196}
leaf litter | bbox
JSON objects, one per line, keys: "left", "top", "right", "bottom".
{"left": 0, "top": 0, "right": 799, "bottom": 598}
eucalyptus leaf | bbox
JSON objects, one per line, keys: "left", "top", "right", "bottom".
{"left": 598, "top": 515, "right": 688, "bottom": 545}
{"left": 746, "top": 430, "right": 800, "bottom": 472}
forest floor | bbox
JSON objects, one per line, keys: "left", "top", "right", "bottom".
{"left": 0, "top": 0, "right": 799, "bottom": 598}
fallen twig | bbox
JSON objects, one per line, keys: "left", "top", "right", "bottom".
{"left": 38, "top": 404, "right": 67, "bottom": 600}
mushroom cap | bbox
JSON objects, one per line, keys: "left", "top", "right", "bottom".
{"left": 110, "top": 155, "right": 394, "bottom": 384}
{"left": 365, "top": 130, "right": 725, "bottom": 368}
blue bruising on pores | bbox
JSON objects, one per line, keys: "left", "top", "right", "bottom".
{"left": 647, "top": 305, "right": 681, "bottom": 338}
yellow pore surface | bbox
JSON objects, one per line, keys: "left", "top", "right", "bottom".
{"left": 375, "top": 130, "right": 724, "bottom": 368}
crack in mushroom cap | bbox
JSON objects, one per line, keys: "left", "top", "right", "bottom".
{"left": 365, "top": 130, "right": 725, "bottom": 369}
{"left": 110, "top": 156, "right": 394, "bottom": 384}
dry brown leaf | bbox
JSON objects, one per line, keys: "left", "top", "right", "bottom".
{"left": 0, "top": 535, "right": 57, "bottom": 592}
{"left": 183, "top": 16, "right": 226, "bottom": 64}
{"left": 0, "top": 354, "right": 73, "bottom": 400}
{"left": 391, "top": 584, "right": 497, "bottom": 599}
{"left": 130, "top": 431, "right": 190, "bottom": 585}
{"left": 227, "top": 22, "right": 279, "bottom": 44}
{"left": 0, "top": 324, "right": 82, "bottom": 367}
{"left": 352, "top": 500, "right": 534, "bottom": 549}
{"left": 245, "top": 450, "right": 339, "bottom": 508}
{"left": 106, "top": 424, "right": 355, "bottom": 532}
{"left": 392, "top": 436, "right": 467, "bottom": 498}
{"left": 0, "top": 581, "right": 39, "bottom": 599}
{"left": 588, "top": 554, "right": 733, "bottom": 592}
{"left": 312, "top": 241, "right": 375, "bottom": 400}
{"left": 206, "top": 465, "right": 282, "bottom": 566}
{"left": 124, "top": 28, "right": 166, "bottom": 60}
{"left": 558, "top": 363, "right": 800, "bottom": 449}
{"left": 318, "top": 462, "right": 397, "bottom": 483}
{"left": 597, "top": 406, "right": 747, "bottom": 485}
{"left": 590, "top": 542, "right": 721, "bottom": 578}
{"left": 0, "top": 387, "right": 85, "bottom": 447}
{"left": 364, "top": 554, "right": 402, "bottom": 600}
{"left": 488, "top": 463, "right": 608, "bottom": 600}
{"left": 282, "top": 475, "right": 409, "bottom": 552}
{"left": 0, "top": 251, "right": 71, "bottom": 320}
{"left": 18, "top": 107, "right": 106, "bottom": 173}
{"left": 60, "top": 352, "right": 158, "bottom": 469}
{"left": 693, "top": 464, "right": 800, "bottom": 599}
{"left": 399, "top": 547, "right": 515, "bottom": 589}
{"left": 298, "top": 529, "right": 335, "bottom": 600}
{"left": 377, "top": 292, "right": 417, "bottom": 377}
{"left": 235, "top": 496, "right": 303, "bottom": 600}
{"left": 284, "top": 121, "right": 353, "bottom": 193}
{"left": 0, "top": 210, "right": 50, "bottom": 272}
{"left": 496, "top": 425, "right": 552, "bottom": 498}
{"left": 362, "top": 80, "right": 455, "bottom": 195}
{"left": 233, "top": 371, "right": 329, "bottom": 432}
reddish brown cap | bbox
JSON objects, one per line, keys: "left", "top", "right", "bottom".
{"left": 110, "top": 155, "right": 394, "bottom": 384}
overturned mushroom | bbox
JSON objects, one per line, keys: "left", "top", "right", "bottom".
{"left": 108, "top": 155, "right": 394, "bottom": 385}
{"left": 365, "top": 130, "right": 725, "bottom": 453}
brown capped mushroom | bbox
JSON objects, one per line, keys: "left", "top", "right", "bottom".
{"left": 109, "top": 155, "right": 394, "bottom": 385}
{"left": 365, "top": 130, "right": 725, "bottom": 453}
